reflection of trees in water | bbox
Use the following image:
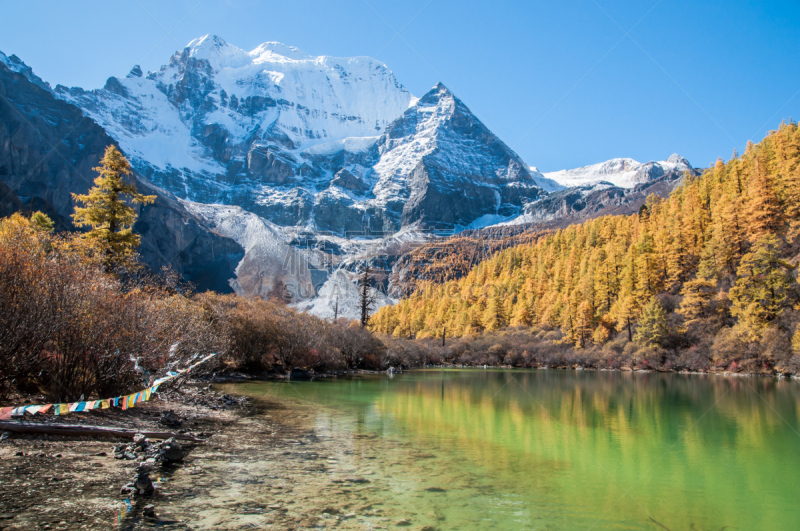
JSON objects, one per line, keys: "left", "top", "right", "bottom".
{"left": 366, "top": 371, "right": 800, "bottom": 530}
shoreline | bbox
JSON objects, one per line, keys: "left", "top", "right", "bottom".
{"left": 207, "top": 363, "right": 800, "bottom": 385}
{"left": 0, "top": 383, "right": 247, "bottom": 531}
{"left": 2, "top": 366, "right": 797, "bottom": 530}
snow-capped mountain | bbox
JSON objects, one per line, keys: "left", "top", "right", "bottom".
{"left": 54, "top": 34, "right": 413, "bottom": 205}
{"left": 368, "top": 83, "right": 541, "bottom": 230}
{"left": 53, "top": 35, "right": 541, "bottom": 235}
{"left": 543, "top": 154, "right": 692, "bottom": 189}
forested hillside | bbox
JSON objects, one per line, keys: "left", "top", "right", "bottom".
{"left": 388, "top": 225, "right": 547, "bottom": 298}
{"left": 372, "top": 122, "right": 800, "bottom": 372}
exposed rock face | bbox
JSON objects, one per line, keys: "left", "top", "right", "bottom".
{"left": 365, "top": 83, "right": 542, "bottom": 230}
{"left": 330, "top": 169, "right": 370, "bottom": 194}
{"left": 0, "top": 56, "right": 243, "bottom": 291}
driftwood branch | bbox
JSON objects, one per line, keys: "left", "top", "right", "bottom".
{"left": 0, "top": 421, "right": 202, "bottom": 441}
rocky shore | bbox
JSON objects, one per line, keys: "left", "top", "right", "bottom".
{"left": 0, "top": 384, "right": 247, "bottom": 531}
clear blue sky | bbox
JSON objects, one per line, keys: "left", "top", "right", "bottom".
{"left": 1, "top": 0, "right": 799, "bottom": 171}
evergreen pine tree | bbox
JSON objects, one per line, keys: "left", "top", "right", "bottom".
{"left": 634, "top": 297, "right": 668, "bottom": 347}
{"left": 30, "top": 211, "right": 54, "bottom": 232}
{"left": 729, "top": 235, "right": 794, "bottom": 339}
{"left": 71, "top": 145, "right": 155, "bottom": 268}
{"left": 482, "top": 296, "right": 507, "bottom": 332}
{"left": 745, "top": 158, "right": 783, "bottom": 242}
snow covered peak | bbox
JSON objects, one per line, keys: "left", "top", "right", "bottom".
{"left": 544, "top": 155, "right": 692, "bottom": 189}
{"left": 183, "top": 34, "right": 249, "bottom": 69}
{"left": 667, "top": 153, "right": 691, "bottom": 167}
{"left": 417, "top": 82, "right": 455, "bottom": 106}
{"left": 55, "top": 36, "right": 415, "bottom": 181}
{"left": 182, "top": 35, "right": 316, "bottom": 70}
{"left": 369, "top": 82, "right": 541, "bottom": 229}
{"left": 186, "top": 34, "right": 229, "bottom": 55}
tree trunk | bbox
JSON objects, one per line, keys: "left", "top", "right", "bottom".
{"left": 0, "top": 421, "right": 202, "bottom": 441}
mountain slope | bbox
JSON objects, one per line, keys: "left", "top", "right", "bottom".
{"left": 371, "top": 123, "right": 800, "bottom": 346}
{"left": 0, "top": 52, "right": 244, "bottom": 291}
{"left": 367, "top": 83, "right": 542, "bottom": 230}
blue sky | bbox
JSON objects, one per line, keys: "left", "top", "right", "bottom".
{"left": 1, "top": 0, "right": 798, "bottom": 171}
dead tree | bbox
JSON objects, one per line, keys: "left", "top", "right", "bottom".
{"left": 359, "top": 266, "right": 377, "bottom": 328}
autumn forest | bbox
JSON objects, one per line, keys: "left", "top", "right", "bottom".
{"left": 371, "top": 122, "right": 800, "bottom": 374}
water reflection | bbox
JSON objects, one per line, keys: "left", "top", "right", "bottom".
{"left": 235, "top": 370, "right": 800, "bottom": 530}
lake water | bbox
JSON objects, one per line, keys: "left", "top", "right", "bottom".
{"left": 221, "top": 369, "right": 800, "bottom": 530}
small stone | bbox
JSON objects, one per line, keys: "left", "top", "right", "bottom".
{"left": 142, "top": 504, "right": 156, "bottom": 517}
{"left": 424, "top": 487, "right": 446, "bottom": 492}
{"left": 14, "top": 451, "right": 24, "bottom": 456}
{"left": 158, "top": 438, "right": 184, "bottom": 462}
{"left": 159, "top": 410, "right": 182, "bottom": 428}
{"left": 95, "top": 452, "right": 107, "bottom": 457}
{"left": 321, "top": 507, "right": 340, "bottom": 515}
{"left": 345, "top": 478, "right": 370, "bottom": 484}
{"left": 133, "top": 433, "right": 148, "bottom": 448}
{"left": 395, "top": 519, "right": 412, "bottom": 526}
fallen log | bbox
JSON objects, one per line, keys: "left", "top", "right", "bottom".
{"left": 0, "top": 421, "right": 203, "bottom": 441}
